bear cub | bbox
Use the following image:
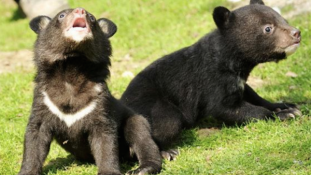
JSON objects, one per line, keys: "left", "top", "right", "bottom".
{"left": 18, "top": 8, "right": 161, "bottom": 175}
{"left": 121, "top": 0, "right": 302, "bottom": 159}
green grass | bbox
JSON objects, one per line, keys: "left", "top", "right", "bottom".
{"left": 1, "top": 0, "right": 311, "bottom": 174}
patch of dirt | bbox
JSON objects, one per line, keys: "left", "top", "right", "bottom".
{"left": 197, "top": 128, "right": 220, "bottom": 138}
{"left": 247, "top": 76, "right": 265, "bottom": 89}
{"left": 231, "top": 0, "right": 311, "bottom": 18}
{"left": 0, "top": 0, "right": 15, "bottom": 6}
{"left": 0, "top": 50, "right": 34, "bottom": 74}
{"left": 0, "top": 49, "right": 148, "bottom": 81}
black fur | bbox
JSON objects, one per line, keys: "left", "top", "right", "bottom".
{"left": 18, "top": 8, "right": 161, "bottom": 175}
{"left": 121, "top": 1, "right": 301, "bottom": 151}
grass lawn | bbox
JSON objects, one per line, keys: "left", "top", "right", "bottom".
{"left": 1, "top": 0, "right": 311, "bottom": 174}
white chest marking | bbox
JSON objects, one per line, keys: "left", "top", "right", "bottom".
{"left": 64, "top": 29, "right": 92, "bottom": 42}
{"left": 42, "top": 91, "right": 97, "bottom": 127}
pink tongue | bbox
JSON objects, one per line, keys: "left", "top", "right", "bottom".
{"left": 73, "top": 18, "right": 86, "bottom": 28}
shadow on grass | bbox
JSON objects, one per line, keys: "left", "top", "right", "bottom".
{"left": 42, "top": 155, "right": 83, "bottom": 175}
{"left": 41, "top": 154, "right": 144, "bottom": 174}
{"left": 168, "top": 117, "right": 228, "bottom": 150}
{"left": 11, "top": 4, "right": 26, "bottom": 21}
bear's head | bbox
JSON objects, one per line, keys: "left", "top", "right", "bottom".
{"left": 213, "top": 0, "right": 301, "bottom": 63}
{"left": 30, "top": 8, "right": 117, "bottom": 63}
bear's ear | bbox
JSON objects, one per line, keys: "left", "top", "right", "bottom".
{"left": 250, "top": 0, "right": 265, "bottom": 5}
{"left": 97, "top": 18, "right": 117, "bottom": 38}
{"left": 213, "top": 6, "right": 232, "bottom": 30}
{"left": 29, "top": 16, "right": 51, "bottom": 34}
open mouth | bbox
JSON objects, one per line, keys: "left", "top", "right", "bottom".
{"left": 65, "top": 17, "right": 91, "bottom": 42}
{"left": 293, "top": 36, "right": 301, "bottom": 45}
{"left": 71, "top": 18, "right": 87, "bottom": 30}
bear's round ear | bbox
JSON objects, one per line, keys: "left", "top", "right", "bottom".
{"left": 97, "top": 18, "right": 117, "bottom": 38}
{"left": 250, "top": 0, "right": 265, "bottom": 5}
{"left": 29, "top": 16, "right": 51, "bottom": 34}
{"left": 213, "top": 6, "right": 232, "bottom": 30}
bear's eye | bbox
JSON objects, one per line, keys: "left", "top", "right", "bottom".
{"left": 89, "top": 15, "right": 96, "bottom": 22}
{"left": 59, "top": 13, "right": 66, "bottom": 19}
{"left": 264, "top": 26, "right": 273, "bottom": 34}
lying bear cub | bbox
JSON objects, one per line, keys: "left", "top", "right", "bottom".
{"left": 18, "top": 8, "right": 161, "bottom": 175}
{"left": 121, "top": 0, "right": 302, "bottom": 159}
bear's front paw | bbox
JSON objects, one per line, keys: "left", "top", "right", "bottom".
{"left": 275, "top": 107, "right": 302, "bottom": 120}
{"left": 126, "top": 162, "right": 161, "bottom": 175}
{"left": 161, "top": 149, "right": 179, "bottom": 161}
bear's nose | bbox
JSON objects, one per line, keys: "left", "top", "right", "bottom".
{"left": 292, "top": 29, "right": 301, "bottom": 39}
{"left": 73, "top": 8, "right": 86, "bottom": 15}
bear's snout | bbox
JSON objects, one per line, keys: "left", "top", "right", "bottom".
{"left": 291, "top": 29, "right": 301, "bottom": 43}
{"left": 73, "top": 8, "right": 86, "bottom": 16}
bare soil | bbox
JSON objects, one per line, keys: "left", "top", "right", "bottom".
{"left": 0, "top": 50, "right": 34, "bottom": 74}
{"left": 232, "top": 0, "right": 311, "bottom": 18}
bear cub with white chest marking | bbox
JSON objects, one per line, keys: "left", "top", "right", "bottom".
{"left": 121, "top": 0, "right": 302, "bottom": 159}
{"left": 18, "top": 8, "right": 161, "bottom": 175}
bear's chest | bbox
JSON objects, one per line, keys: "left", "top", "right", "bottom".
{"left": 41, "top": 71, "right": 103, "bottom": 127}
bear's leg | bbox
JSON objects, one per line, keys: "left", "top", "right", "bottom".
{"left": 218, "top": 101, "right": 298, "bottom": 123}
{"left": 18, "top": 117, "right": 53, "bottom": 175}
{"left": 150, "top": 99, "right": 186, "bottom": 161}
{"left": 244, "top": 84, "right": 301, "bottom": 116}
{"left": 124, "top": 115, "right": 162, "bottom": 175}
{"left": 151, "top": 99, "right": 185, "bottom": 148}
{"left": 219, "top": 102, "right": 271, "bottom": 123}
{"left": 88, "top": 127, "right": 122, "bottom": 175}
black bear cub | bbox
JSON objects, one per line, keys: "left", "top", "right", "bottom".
{"left": 18, "top": 8, "right": 161, "bottom": 175}
{"left": 121, "top": 0, "right": 302, "bottom": 159}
